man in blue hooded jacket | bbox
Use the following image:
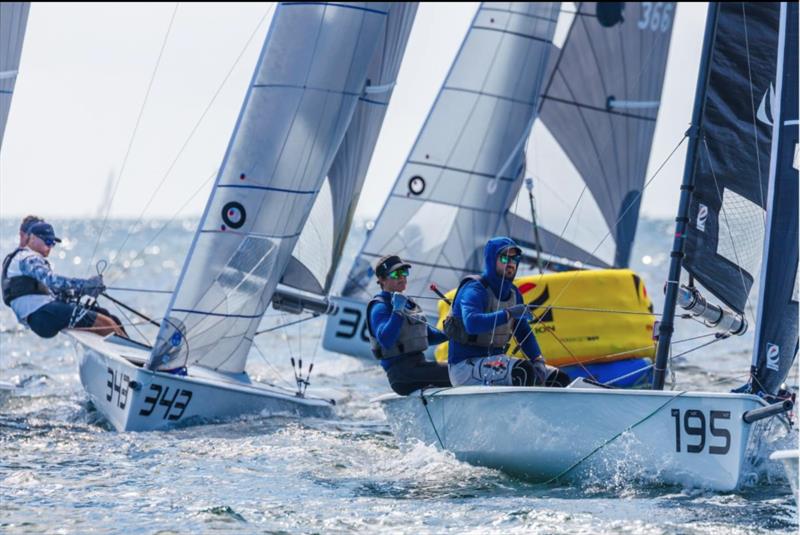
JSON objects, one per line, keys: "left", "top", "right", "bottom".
{"left": 444, "top": 236, "right": 566, "bottom": 387}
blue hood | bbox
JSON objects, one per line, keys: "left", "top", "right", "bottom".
{"left": 481, "top": 236, "right": 520, "bottom": 300}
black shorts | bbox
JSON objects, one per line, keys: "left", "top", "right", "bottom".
{"left": 26, "top": 301, "right": 97, "bottom": 339}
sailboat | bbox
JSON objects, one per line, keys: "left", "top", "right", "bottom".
{"left": 0, "top": 1, "right": 30, "bottom": 405}
{"left": 322, "top": 1, "right": 675, "bottom": 387}
{"left": 70, "top": 2, "right": 418, "bottom": 431}
{"left": 375, "top": 1, "right": 798, "bottom": 491}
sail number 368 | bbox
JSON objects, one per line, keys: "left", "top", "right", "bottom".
{"left": 670, "top": 409, "right": 731, "bottom": 455}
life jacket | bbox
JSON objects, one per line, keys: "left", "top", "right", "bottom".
{"left": 2, "top": 248, "right": 51, "bottom": 307}
{"left": 366, "top": 294, "right": 429, "bottom": 360}
{"left": 443, "top": 275, "right": 516, "bottom": 350}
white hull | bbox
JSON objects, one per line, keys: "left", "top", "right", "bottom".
{"left": 378, "top": 384, "right": 770, "bottom": 491}
{"left": 70, "top": 331, "right": 334, "bottom": 432}
{"left": 770, "top": 449, "right": 799, "bottom": 504}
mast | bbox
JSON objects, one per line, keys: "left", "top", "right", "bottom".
{"left": 652, "top": 3, "right": 720, "bottom": 390}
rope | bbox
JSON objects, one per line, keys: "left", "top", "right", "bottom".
{"left": 254, "top": 314, "right": 320, "bottom": 336}
{"left": 107, "top": 3, "right": 275, "bottom": 271}
{"left": 89, "top": 3, "right": 180, "bottom": 270}
{"left": 419, "top": 390, "right": 446, "bottom": 449}
{"left": 541, "top": 391, "right": 687, "bottom": 485}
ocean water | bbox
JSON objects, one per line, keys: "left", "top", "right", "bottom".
{"left": 0, "top": 218, "right": 797, "bottom": 534}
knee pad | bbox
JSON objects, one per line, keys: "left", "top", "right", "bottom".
{"left": 511, "top": 360, "right": 535, "bottom": 387}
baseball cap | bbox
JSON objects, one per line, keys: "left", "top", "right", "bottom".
{"left": 28, "top": 222, "right": 62, "bottom": 245}
{"left": 375, "top": 255, "right": 411, "bottom": 278}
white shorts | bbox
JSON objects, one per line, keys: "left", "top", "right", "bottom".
{"left": 448, "top": 355, "right": 517, "bottom": 387}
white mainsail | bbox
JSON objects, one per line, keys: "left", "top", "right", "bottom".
{"left": 0, "top": 2, "right": 30, "bottom": 152}
{"left": 284, "top": 3, "right": 419, "bottom": 296}
{"left": 341, "top": 2, "right": 562, "bottom": 315}
{"left": 148, "top": 2, "right": 393, "bottom": 373}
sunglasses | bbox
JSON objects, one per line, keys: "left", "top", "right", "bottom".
{"left": 43, "top": 239, "right": 57, "bottom": 247}
{"left": 388, "top": 268, "right": 409, "bottom": 279}
{"left": 499, "top": 254, "right": 521, "bottom": 265}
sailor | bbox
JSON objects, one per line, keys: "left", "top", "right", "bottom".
{"left": 16, "top": 215, "right": 43, "bottom": 247}
{"left": 444, "top": 236, "right": 569, "bottom": 387}
{"left": 366, "top": 255, "right": 452, "bottom": 395}
{"left": 2, "top": 221, "right": 125, "bottom": 338}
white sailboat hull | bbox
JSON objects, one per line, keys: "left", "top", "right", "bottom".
{"left": 70, "top": 331, "right": 334, "bottom": 432}
{"left": 378, "top": 385, "right": 770, "bottom": 491}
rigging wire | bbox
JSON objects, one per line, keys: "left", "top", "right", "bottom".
{"left": 105, "top": 3, "right": 276, "bottom": 277}
{"left": 89, "top": 3, "right": 180, "bottom": 271}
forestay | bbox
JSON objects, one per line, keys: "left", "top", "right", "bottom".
{"left": 750, "top": 1, "right": 798, "bottom": 397}
{"left": 681, "top": 2, "right": 780, "bottom": 315}
{"left": 148, "top": 2, "right": 390, "bottom": 373}
{"left": 284, "top": 3, "right": 419, "bottom": 296}
{"left": 342, "top": 2, "right": 561, "bottom": 316}
{"left": 533, "top": 2, "right": 675, "bottom": 268}
{"left": 0, "top": 2, "right": 29, "bottom": 152}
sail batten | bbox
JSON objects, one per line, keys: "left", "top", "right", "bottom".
{"left": 148, "top": 2, "right": 394, "bottom": 373}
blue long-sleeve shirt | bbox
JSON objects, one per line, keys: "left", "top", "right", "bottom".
{"left": 447, "top": 280, "right": 542, "bottom": 364}
{"left": 369, "top": 291, "right": 447, "bottom": 370}
{"left": 447, "top": 236, "right": 543, "bottom": 365}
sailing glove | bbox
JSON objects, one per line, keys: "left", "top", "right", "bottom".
{"left": 391, "top": 292, "right": 408, "bottom": 312}
{"left": 531, "top": 356, "right": 549, "bottom": 386}
{"left": 83, "top": 275, "right": 106, "bottom": 298}
{"left": 506, "top": 303, "right": 531, "bottom": 321}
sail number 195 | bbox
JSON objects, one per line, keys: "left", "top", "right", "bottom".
{"left": 670, "top": 409, "right": 731, "bottom": 455}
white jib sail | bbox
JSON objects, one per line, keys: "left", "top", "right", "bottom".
{"left": 148, "top": 2, "right": 390, "bottom": 372}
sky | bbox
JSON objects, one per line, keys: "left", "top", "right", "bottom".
{"left": 0, "top": 2, "right": 707, "bottom": 222}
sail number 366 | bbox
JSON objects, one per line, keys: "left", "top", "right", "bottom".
{"left": 671, "top": 409, "right": 731, "bottom": 455}
{"left": 638, "top": 2, "right": 673, "bottom": 33}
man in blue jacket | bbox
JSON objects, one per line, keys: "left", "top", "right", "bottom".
{"left": 366, "top": 255, "right": 452, "bottom": 395}
{"left": 445, "top": 236, "right": 566, "bottom": 387}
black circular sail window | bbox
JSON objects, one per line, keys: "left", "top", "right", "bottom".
{"left": 222, "top": 201, "right": 246, "bottom": 229}
{"left": 596, "top": 3, "right": 625, "bottom": 27}
{"left": 408, "top": 175, "right": 426, "bottom": 196}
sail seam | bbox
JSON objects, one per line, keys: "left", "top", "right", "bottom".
{"left": 472, "top": 25, "right": 553, "bottom": 45}
{"left": 540, "top": 95, "right": 656, "bottom": 122}
{"left": 405, "top": 160, "right": 517, "bottom": 182}
{"left": 217, "top": 184, "right": 317, "bottom": 194}
{"left": 199, "top": 229, "right": 302, "bottom": 239}
{"left": 252, "top": 83, "right": 362, "bottom": 98}
{"left": 480, "top": 7, "right": 559, "bottom": 24}
{"left": 443, "top": 85, "right": 537, "bottom": 107}
{"left": 281, "top": 2, "right": 388, "bottom": 16}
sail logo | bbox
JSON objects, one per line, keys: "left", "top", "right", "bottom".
{"left": 766, "top": 343, "right": 780, "bottom": 371}
{"left": 697, "top": 204, "right": 708, "bottom": 232}
{"left": 757, "top": 84, "right": 776, "bottom": 126}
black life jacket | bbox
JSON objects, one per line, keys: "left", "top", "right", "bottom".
{"left": 442, "top": 275, "right": 516, "bottom": 349}
{"left": 365, "top": 294, "right": 429, "bottom": 360}
{"left": 2, "top": 248, "right": 51, "bottom": 306}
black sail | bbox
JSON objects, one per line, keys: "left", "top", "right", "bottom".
{"left": 538, "top": 2, "right": 675, "bottom": 267}
{"left": 681, "top": 3, "right": 780, "bottom": 314}
{"left": 750, "top": 2, "right": 798, "bottom": 396}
